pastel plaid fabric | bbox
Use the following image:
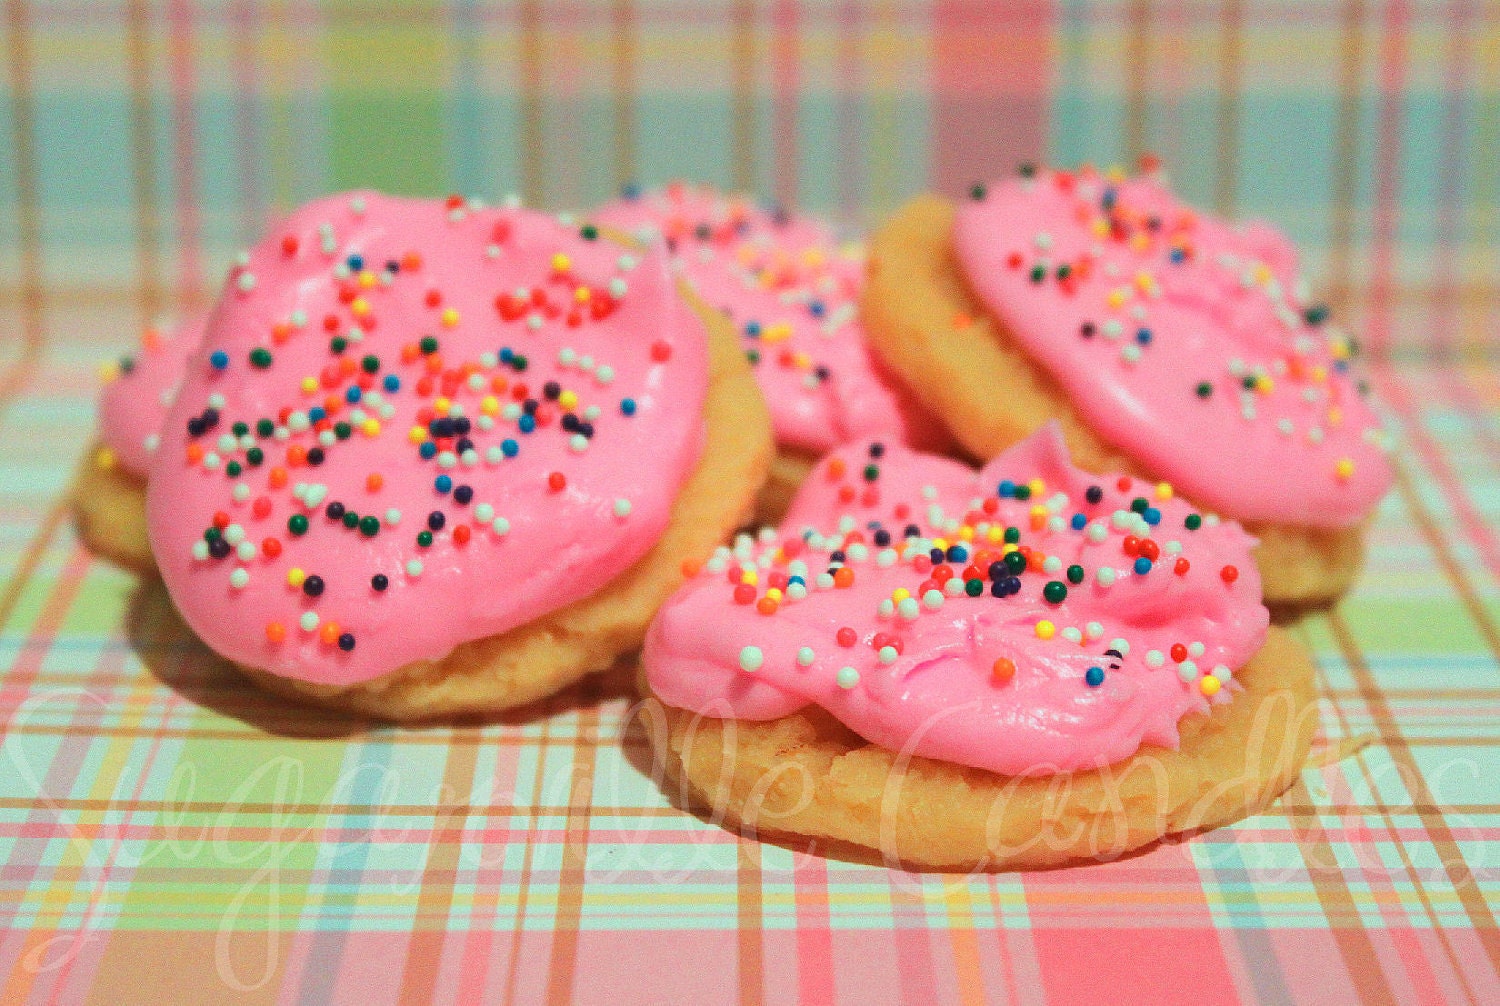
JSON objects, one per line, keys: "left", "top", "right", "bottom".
{"left": 3, "top": 2, "right": 1499, "bottom": 1002}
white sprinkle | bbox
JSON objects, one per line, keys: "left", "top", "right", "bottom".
{"left": 1189, "top": 641, "right": 1205, "bottom": 658}
{"left": 1085, "top": 621, "right": 1104, "bottom": 640}
{"left": 475, "top": 503, "right": 494, "bottom": 523}
{"left": 1097, "top": 567, "right": 1117, "bottom": 587}
{"left": 406, "top": 559, "right": 424, "bottom": 577}
{"left": 191, "top": 541, "right": 210, "bottom": 561}
{"left": 491, "top": 517, "right": 510, "bottom": 536}
{"left": 236, "top": 541, "right": 256, "bottom": 561}
{"left": 230, "top": 568, "right": 249, "bottom": 589}
{"left": 1145, "top": 649, "right": 1165, "bottom": 668}
{"left": 300, "top": 611, "right": 320, "bottom": 631}
{"left": 232, "top": 483, "right": 250, "bottom": 502}
{"left": 836, "top": 667, "right": 860, "bottom": 689}
{"left": 223, "top": 523, "right": 245, "bottom": 545}
{"left": 878, "top": 646, "right": 898, "bottom": 665}
{"left": 816, "top": 572, "right": 835, "bottom": 591}
{"left": 797, "top": 647, "right": 815, "bottom": 666}
{"left": 897, "top": 598, "right": 920, "bottom": 620}
{"left": 1043, "top": 555, "right": 1062, "bottom": 574}
{"left": 485, "top": 446, "right": 503, "bottom": 464}
{"left": 1110, "top": 638, "right": 1130, "bottom": 656}
{"left": 877, "top": 598, "right": 894, "bottom": 617}
{"left": 384, "top": 509, "right": 401, "bottom": 526}
{"left": 1178, "top": 660, "right": 1198, "bottom": 682}
{"left": 739, "top": 646, "right": 764, "bottom": 673}
{"left": 613, "top": 498, "right": 632, "bottom": 518}
{"left": 144, "top": 433, "right": 161, "bottom": 453}
{"left": 1062, "top": 626, "right": 1083, "bottom": 643}
{"left": 595, "top": 365, "right": 615, "bottom": 385}
{"left": 569, "top": 434, "right": 588, "bottom": 453}
{"left": 1214, "top": 663, "right": 1232, "bottom": 681}
{"left": 787, "top": 582, "right": 808, "bottom": 600}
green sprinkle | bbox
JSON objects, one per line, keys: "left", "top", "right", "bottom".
{"left": 246, "top": 447, "right": 264, "bottom": 466}
{"left": 419, "top": 336, "right": 439, "bottom": 355}
{"left": 256, "top": 418, "right": 274, "bottom": 436}
{"left": 1004, "top": 551, "right": 1027, "bottom": 574}
{"left": 203, "top": 526, "right": 221, "bottom": 542}
{"left": 863, "top": 464, "right": 879, "bottom": 482}
{"left": 226, "top": 460, "right": 242, "bottom": 478}
{"left": 334, "top": 421, "right": 352, "bottom": 440}
{"left": 1185, "top": 513, "right": 1202, "bottom": 531}
{"left": 231, "top": 421, "right": 249, "bottom": 437}
{"left": 417, "top": 530, "right": 433, "bottom": 547}
{"left": 359, "top": 515, "right": 379, "bottom": 536}
{"left": 361, "top": 354, "right": 380, "bottom": 373}
{"left": 1066, "top": 564, "right": 1085, "bottom": 584}
{"left": 580, "top": 224, "right": 599, "bottom": 240}
{"left": 1004, "top": 526, "right": 1020, "bottom": 544}
{"left": 342, "top": 511, "right": 359, "bottom": 529}
{"left": 746, "top": 349, "right": 761, "bottom": 366}
{"left": 288, "top": 514, "right": 309, "bottom": 535}
{"left": 1131, "top": 497, "right": 1149, "bottom": 514}
{"left": 1043, "top": 581, "right": 1068, "bottom": 604}
{"left": 1014, "top": 485, "right": 1032, "bottom": 500}
{"left": 969, "top": 183, "right": 987, "bottom": 201}
{"left": 965, "top": 578, "right": 984, "bottom": 597}
{"left": 330, "top": 336, "right": 348, "bottom": 354}
{"left": 1195, "top": 381, "right": 1213, "bottom": 399}
{"left": 248, "top": 347, "right": 272, "bottom": 369}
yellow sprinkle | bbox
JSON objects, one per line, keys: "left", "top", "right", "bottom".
{"left": 932, "top": 538, "right": 949, "bottom": 551}
{"left": 791, "top": 351, "right": 812, "bottom": 370}
{"left": 1200, "top": 675, "right": 1222, "bottom": 697}
{"left": 739, "top": 570, "right": 758, "bottom": 586}
{"left": 1028, "top": 478, "right": 1045, "bottom": 496}
{"left": 1252, "top": 263, "right": 1273, "bottom": 285}
{"left": 762, "top": 322, "right": 793, "bottom": 344}
{"left": 287, "top": 568, "right": 305, "bottom": 588}
{"left": 350, "top": 297, "right": 369, "bottom": 316}
{"left": 558, "top": 390, "right": 578, "bottom": 410}
{"left": 1255, "top": 375, "right": 1274, "bottom": 395}
{"left": 1035, "top": 620, "right": 1056, "bottom": 640}
{"left": 481, "top": 395, "right": 499, "bottom": 415}
{"left": 765, "top": 588, "right": 783, "bottom": 603}
{"left": 1106, "top": 288, "right": 1128, "bottom": 309}
{"left": 1311, "top": 365, "right": 1328, "bottom": 384}
{"left": 801, "top": 248, "right": 826, "bottom": 268}
{"left": 957, "top": 526, "right": 975, "bottom": 542}
{"left": 440, "top": 308, "right": 460, "bottom": 328}
{"left": 1327, "top": 407, "right": 1343, "bottom": 427}
{"left": 573, "top": 286, "right": 591, "bottom": 303}
{"left": 1155, "top": 482, "right": 1173, "bottom": 501}
{"left": 1130, "top": 233, "right": 1150, "bottom": 254}
{"left": 1030, "top": 504, "right": 1048, "bottom": 521}
{"left": 434, "top": 397, "right": 451, "bottom": 414}
{"left": 301, "top": 376, "right": 318, "bottom": 394}
{"left": 358, "top": 271, "right": 376, "bottom": 289}
{"left": 1001, "top": 543, "right": 1017, "bottom": 555}
{"left": 986, "top": 526, "right": 1004, "bottom": 543}
{"left": 551, "top": 253, "right": 571, "bottom": 272}
{"left": 361, "top": 418, "right": 381, "bottom": 436}
{"left": 892, "top": 588, "right": 911, "bottom": 603}
{"left": 1090, "top": 219, "right": 1110, "bottom": 238}
{"left": 1134, "top": 270, "right": 1156, "bottom": 292}
{"left": 1335, "top": 458, "right": 1355, "bottom": 482}
{"left": 98, "top": 361, "right": 120, "bottom": 383}
{"left": 1105, "top": 165, "right": 1126, "bottom": 182}
{"left": 408, "top": 426, "right": 428, "bottom": 444}
{"left": 94, "top": 446, "right": 116, "bottom": 471}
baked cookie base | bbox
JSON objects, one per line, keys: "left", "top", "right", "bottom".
{"left": 862, "top": 195, "right": 1370, "bottom": 612}
{"left": 71, "top": 445, "right": 157, "bottom": 575}
{"left": 239, "top": 289, "right": 775, "bottom": 721}
{"left": 753, "top": 449, "right": 816, "bottom": 526}
{"left": 642, "top": 626, "right": 1317, "bottom": 871}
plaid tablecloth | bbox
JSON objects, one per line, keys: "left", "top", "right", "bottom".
{"left": 4, "top": 1, "right": 1500, "bottom": 1003}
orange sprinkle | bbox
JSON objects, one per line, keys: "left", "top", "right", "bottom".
{"left": 286, "top": 445, "right": 307, "bottom": 467}
{"left": 401, "top": 343, "right": 421, "bottom": 364}
{"left": 319, "top": 622, "right": 341, "bottom": 646}
{"left": 756, "top": 597, "right": 778, "bottom": 616}
{"left": 991, "top": 657, "right": 1016, "bottom": 683}
{"left": 366, "top": 473, "right": 384, "bottom": 492}
{"left": 833, "top": 567, "right": 854, "bottom": 589}
{"left": 827, "top": 458, "right": 846, "bottom": 480}
{"left": 951, "top": 312, "right": 972, "bottom": 329}
{"left": 681, "top": 558, "right": 703, "bottom": 578}
{"left": 269, "top": 467, "right": 288, "bottom": 489}
{"left": 265, "top": 621, "right": 286, "bottom": 644}
{"left": 185, "top": 443, "right": 205, "bottom": 464}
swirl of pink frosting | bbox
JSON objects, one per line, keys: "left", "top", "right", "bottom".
{"left": 645, "top": 425, "right": 1269, "bottom": 776}
{"left": 97, "top": 317, "right": 206, "bottom": 476}
{"left": 953, "top": 168, "right": 1393, "bottom": 527}
{"left": 592, "top": 183, "right": 942, "bottom": 455}
{"left": 147, "top": 192, "right": 709, "bottom": 687}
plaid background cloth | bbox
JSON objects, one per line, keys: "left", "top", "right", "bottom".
{"left": 3, "top": 1, "right": 1499, "bottom": 1002}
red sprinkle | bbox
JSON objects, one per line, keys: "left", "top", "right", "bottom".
{"left": 1174, "top": 557, "right": 1190, "bottom": 576}
{"left": 1221, "top": 565, "right": 1239, "bottom": 584}
{"left": 836, "top": 627, "right": 857, "bottom": 647}
{"left": 547, "top": 472, "right": 567, "bottom": 492}
{"left": 453, "top": 525, "right": 471, "bottom": 545}
{"left": 280, "top": 235, "right": 298, "bottom": 256}
{"left": 1170, "top": 643, "right": 1188, "bottom": 663}
{"left": 733, "top": 583, "right": 756, "bottom": 605}
{"left": 650, "top": 341, "right": 672, "bottom": 362}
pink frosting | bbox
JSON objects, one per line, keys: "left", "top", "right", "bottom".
{"left": 645, "top": 425, "right": 1269, "bottom": 776}
{"left": 97, "top": 317, "right": 206, "bottom": 476}
{"left": 592, "top": 184, "right": 943, "bottom": 455}
{"left": 953, "top": 168, "right": 1394, "bottom": 528}
{"left": 147, "top": 192, "right": 709, "bottom": 687}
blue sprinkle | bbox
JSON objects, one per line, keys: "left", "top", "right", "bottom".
{"left": 308, "top": 407, "right": 326, "bottom": 422}
{"left": 418, "top": 441, "right": 437, "bottom": 459}
{"left": 1134, "top": 556, "right": 1153, "bottom": 575}
{"left": 1101, "top": 188, "right": 1117, "bottom": 210}
{"left": 787, "top": 575, "right": 805, "bottom": 587}
{"left": 745, "top": 321, "right": 761, "bottom": 338}
{"left": 809, "top": 301, "right": 825, "bottom": 318}
{"left": 1333, "top": 359, "right": 1350, "bottom": 373}
{"left": 1070, "top": 513, "right": 1087, "bottom": 530}
{"left": 998, "top": 479, "right": 1016, "bottom": 498}
{"left": 620, "top": 181, "right": 641, "bottom": 200}
{"left": 347, "top": 254, "right": 364, "bottom": 271}
{"left": 501, "top": 439, "right": 519, "bottom": 458}
{"left": 946, "top": 545, "right": 968, "bottom": 563}
{"left": 1143, "top": 507, "right": 1161, "bottom": 526}
{"left": 209, "top": 350, "right": 229, "bottom": 370}
{"left": 1085, "top": 666, "right": 1105, "bottom": 687}
{"left": 434, "top": 475, "right": 453, "bottom": 493}
{"left": 1136, "top": 328, "right": 1152, "bottom": 345}
{"left": 345, "top": 386, "right": 362, "bottom": 403}
{"left": 383, "top": 374, "right": 400, "bottom": 392}
{"left": 1169, "top": 247, "right": 1186, "bottom": 264}
{"left": 518, "top": 414, "right": 536, "bottom": 434}
{"left": 500, "top": 347, "right": 514, "bottom": 362}
{"left": 620, "top": 398, "right": 637, "bottom": 416}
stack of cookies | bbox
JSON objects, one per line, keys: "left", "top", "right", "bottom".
{"left": 75, "top": 162, "right": 1394, "bottom": 870}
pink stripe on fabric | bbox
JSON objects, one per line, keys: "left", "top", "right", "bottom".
{"left": 569, "top": 931, "right": 739, "bottom": 1006}
{"left": 169, "top": 0, "right": 204, "bottom": 303}
{"left": 1266, "top": 928, "right": 1365, "bottom": 1002}
{"left": 930, "top": 2, "right": 1056, "bottom": 199}
{"left": 1031, "top": 926, "right": 1240, "bottom": 1005}
{"left": 794, "top": 856, "right": 834, "bottom": 1002}
{"left": 1364, "top": 0, "right": 1412, "bottom": 361}
{"left": 771, "top": 0, "right": 800, "bottom": 209}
